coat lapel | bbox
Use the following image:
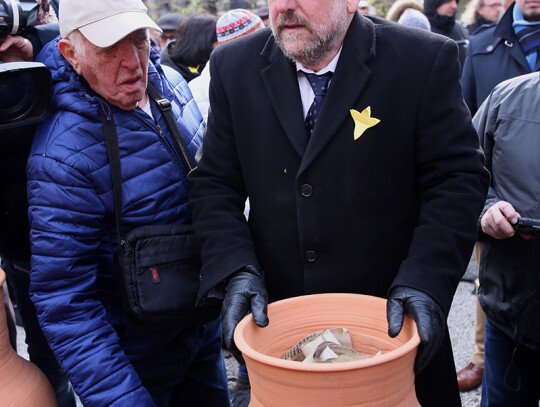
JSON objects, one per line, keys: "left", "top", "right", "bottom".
{"left": 299, "top": 15, "right": 376, "bottom": 175}
{"left": 494, "top": 6, "right": 532, "bottom": 73}
{"left": 261, "top": 39, "right": 308, "bottom": 157}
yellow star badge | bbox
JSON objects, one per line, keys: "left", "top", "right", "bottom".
{"left": 350, "top": 107, "right": 380, "bottom": 140}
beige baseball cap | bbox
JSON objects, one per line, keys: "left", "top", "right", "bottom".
{"left": 59, "top": 0, "right": 161, "bottom": 48}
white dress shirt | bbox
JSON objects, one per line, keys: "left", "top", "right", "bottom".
{"left": 295, "top": 48, "right": 342, "bottom": 119}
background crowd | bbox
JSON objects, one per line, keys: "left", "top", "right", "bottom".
{"left": 0, "top": 0, "right": 539, "bottom": 406}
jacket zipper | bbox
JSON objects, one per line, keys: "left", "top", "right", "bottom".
{"left": 133, "top": 109, "right": 186, "bottom": 174}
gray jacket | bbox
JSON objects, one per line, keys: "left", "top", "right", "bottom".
{"left": 474, "top": 72, "right": 540, "bottom": 350}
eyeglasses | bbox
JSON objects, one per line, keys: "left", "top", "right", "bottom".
{"left": 160, "top": 33, "right": 176, "bottom": 41}
{"left": 483, "top": 2, "right": 502, "bottom": 8}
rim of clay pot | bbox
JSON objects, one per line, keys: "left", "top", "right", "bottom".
{"left": 234, "top": 293, "right": 421, "bottom": 372}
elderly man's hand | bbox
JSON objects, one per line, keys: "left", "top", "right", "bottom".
{"left": 481, "top": 201, "right": 521, "bottom": 239}
{"left": 221, "top": 265, "right": 269, "bottom": 363}
{"left": 0, "top": 36, "right": 33, "bottom": 63}
{"left": 387, "top": 286, "right": 445, "bottom": 373}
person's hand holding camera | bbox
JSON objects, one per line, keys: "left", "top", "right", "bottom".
{"left": 481, "top": 200, "right": 521, "bottom": 239}
{"left": 221, "top": 265, "right": 269, "bottom": 363}
{"left": 0, "top": 35, "right": 33, "bottom": 62}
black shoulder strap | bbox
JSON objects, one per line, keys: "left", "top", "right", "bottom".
{"left": 97, "top": 102, "right": 123, "bottom": 245}
{"left": 146, "top": 83, "right": 196, "bottom": 171}
{"left": 99, "top": 85, "right": 196, "bottom": 245}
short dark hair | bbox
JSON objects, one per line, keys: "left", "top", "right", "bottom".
{"left": 170, "top": 14, "right": 218, "bottom": 69}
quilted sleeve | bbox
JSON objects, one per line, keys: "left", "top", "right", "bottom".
{"left": 27, "top": 152, "right": 156, "bottom": 407}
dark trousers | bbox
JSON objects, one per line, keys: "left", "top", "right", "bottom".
{"left": 1, "top": 258, "right": 77, "bottom": 407}
{"left": 131, "top": 317, "right": 230, "bottom": 407}
{"left": 481, "top": 319, "right": 540, "bottom": 407}
{"left": 415, "top": 327, "right": 461, "bottom": 407}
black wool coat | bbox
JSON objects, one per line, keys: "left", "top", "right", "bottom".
{"left": 190, "top": 14, "right": 489, "bottom": 406}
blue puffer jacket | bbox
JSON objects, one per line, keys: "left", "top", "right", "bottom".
{"left": 27, "top": 37, "right": 204, "bottom": 406}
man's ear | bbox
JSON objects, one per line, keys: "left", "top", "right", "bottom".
{"left": 58, "top": 39, "right": 82, "bottom": 75}
{"left": 347, "top": 0, "right": 361, "bottom": 14}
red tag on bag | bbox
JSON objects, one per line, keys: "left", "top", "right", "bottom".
{"left": 150, "top": 268, "right": 160, "bottom": 284}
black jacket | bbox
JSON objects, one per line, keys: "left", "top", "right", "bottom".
{"left": 427, "top": 14, "right": 469, "bottom": 69}
{"left": 465, "top": 17, "right": 493, "bottom": 35}
{"left": 0, "top": 126, "right": 33, "bottom": 260}
{"left": 461, "top": 4, "right": 540, "bottom": 115}
{"left": 159, "top": 41, "right": 202, "bottom": 83}
{"left": 0, "top": 24, "right": 59, "bottom": 261}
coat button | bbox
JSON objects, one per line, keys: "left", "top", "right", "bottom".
{"left": 305, "top": 250, "right": 317, "bottom": 262}
{"left": 300, "top": 184, "right": 313, "bottom": 197}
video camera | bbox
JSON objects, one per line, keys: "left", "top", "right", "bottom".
{"left": 512, "top": 217, "right": 540, "bottom": 238}
{"left": 0, "top": 61, "right": 51, "bottom": 131}
{"left": 0, "top": 0, "right": 39, "bottom": 40}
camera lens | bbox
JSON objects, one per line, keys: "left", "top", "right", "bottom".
{"left": 0, "top": 69, "right": 37, "bottom": 123}
{"left": 0, "top": 0, "right": 40, "bottom": 38}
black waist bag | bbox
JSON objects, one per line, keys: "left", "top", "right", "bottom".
{"left": 117, "top": 224, "right": 221, "bottom": 325}
{"left": 100, "top": 84, "right": 221, "bottom": 325}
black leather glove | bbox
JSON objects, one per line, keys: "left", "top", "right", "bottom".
{"left": 221, "top": 265, "right": 269, "bottom": 363}
{"left": 387, "top": 286, "right": 445, "bottom": 373}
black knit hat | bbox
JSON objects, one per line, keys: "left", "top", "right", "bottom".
{"left": 157, "top": 13, "right": 184, "bottom": 32}
{"left": 423, "top": 0, "right": 459, "bottom": 16}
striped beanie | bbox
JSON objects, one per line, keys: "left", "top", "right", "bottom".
{"left": 216, "top": 9, "right": 265, "bottom": 44}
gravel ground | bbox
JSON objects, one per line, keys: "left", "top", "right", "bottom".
{"left": 449, "top": 280, "right": 483, "bottom": 406}
{"left": 14, "top": 255, "right": 483, "bottom": 406}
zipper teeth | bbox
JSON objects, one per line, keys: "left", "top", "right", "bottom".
{"left": 156, "top": 124, "right": 165, "bottom": 137}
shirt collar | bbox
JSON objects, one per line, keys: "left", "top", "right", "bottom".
{"left": 296, "top": 46, "right": 343, "bottom": 75}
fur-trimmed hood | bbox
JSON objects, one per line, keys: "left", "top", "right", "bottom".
{"left": 386, "top": 0, "right": 423, "bottom": 22}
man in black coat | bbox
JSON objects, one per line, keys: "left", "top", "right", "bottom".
{"left": 190, "top": 0, "right": 489, "bottom": 405}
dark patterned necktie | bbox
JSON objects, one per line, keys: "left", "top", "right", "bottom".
{"left": 304, "top": 72, "right": 333, "bottom": 138}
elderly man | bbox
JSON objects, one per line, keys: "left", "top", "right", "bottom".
{"left": 189, "top": 0, "right": 489, "bottom": 405}
{"left": 26, "top": 0, "right": 230, "bottom": 406}
{"left": 461, "top": 0, "right": 502, "bottom": 34}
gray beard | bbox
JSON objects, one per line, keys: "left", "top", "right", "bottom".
{"left": 272, "top": 11, "right": 348, "bottom": 67}
{"left": 276, "top": 36, "right": 338, "bottom": 67}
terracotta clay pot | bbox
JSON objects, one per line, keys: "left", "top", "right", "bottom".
{"left": 0, "top": 267, "right": 58, "bottom": 407}
{"left": 234, "top": 293, "right": 421, "bottom": 407}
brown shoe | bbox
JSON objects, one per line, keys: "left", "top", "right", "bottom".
{"left": 457, "top": 362, "right": 483, "bottom": 391}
